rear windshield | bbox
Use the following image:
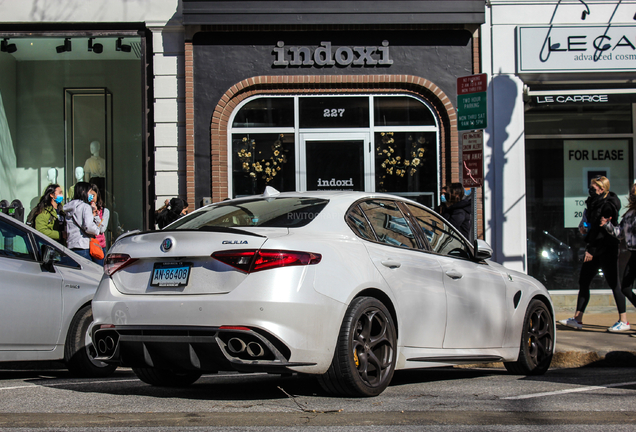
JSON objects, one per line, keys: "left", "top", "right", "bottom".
{"left": 167, "top": 197, "right": 329, "bottom": 230}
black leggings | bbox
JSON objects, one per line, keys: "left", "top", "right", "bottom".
{"left": 618, "top": 252, "right": 636, "bottom": 312}
{"left": 577, "top": 249, "right": 624, "bottom": 313}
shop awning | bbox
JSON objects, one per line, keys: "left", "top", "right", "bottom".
{"left": 182, "top": 0, "right": 485, "bottom": 26}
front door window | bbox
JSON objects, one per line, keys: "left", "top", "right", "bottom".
{"left": 306, "top": 139, "right": 364, "bottom": 191}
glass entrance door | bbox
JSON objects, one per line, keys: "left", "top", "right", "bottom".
{"left": 299, "top": 133, "right": 372, "bottom": 192}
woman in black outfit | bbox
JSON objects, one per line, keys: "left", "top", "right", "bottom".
{"left": 560, "top": 176, "right": 624, "bottom": 331}
{"left": 441, "top": 182, "right": 472, "bottom": 239}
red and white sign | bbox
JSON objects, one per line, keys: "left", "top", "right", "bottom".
{"left": 461, "top": 130, "right": 483, "bottom": 188}
{"left": 457, "top": 73, "right": 487, "bottom": 95}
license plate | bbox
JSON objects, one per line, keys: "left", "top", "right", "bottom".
{"left": 151, "top": 262, "right": 191, "bottom": 287}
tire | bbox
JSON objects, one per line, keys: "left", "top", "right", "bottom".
{"left": 132, "top": 367, "right": 201, "bottom": 387}
{"left": 65, "top": 304, "right": 117, "bottom": 378}
{"left": 504, "top": 299, "right": 554, "bottom": 375}
{"left": 318, "top": 297, "right": 397, "bottom": 397}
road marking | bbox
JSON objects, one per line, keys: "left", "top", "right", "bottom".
{"left": 503, "top": 381, "right": 636, "bottom": 400}
{"left": 0, "top": 378, "right": 141, "bottom": 391}
{"left": 0, "top": 372, "right": 267, "bottom": 391}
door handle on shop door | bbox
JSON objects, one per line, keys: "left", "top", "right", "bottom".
{"left": 381, "top": 260, "right": 401, "bottom": 269}
{"left": 445, "top": 269, "right": 463, "bottom": 280}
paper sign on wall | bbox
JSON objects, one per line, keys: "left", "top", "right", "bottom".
{"left": 563, "top": 140, "right": 630, "bottom": 228}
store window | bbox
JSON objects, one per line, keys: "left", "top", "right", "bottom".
{"left": 230, "top": 95, "right": 440, "bottom": 206}
{"left": 525, "top": 98, "right": 633, "bottom": 290}
{"left": 0, "top": 34, "right": 145, "bottom": 246}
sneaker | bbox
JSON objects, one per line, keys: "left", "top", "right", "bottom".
{"left": 559, "top": 317, "right": 583, "bottom": 330}
{"left": 607, "top": 321, "right": 631, "bottom": 332}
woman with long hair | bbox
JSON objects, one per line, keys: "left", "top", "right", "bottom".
{"left": 90, "top": 183, "right": 110, "bottom": 264}
{"left": 63, "top": 181, "right": 101, "bottom": 263}
{"left": 33, "top": 183, "right": 65, "bottom": 244}
{"left": 601, "top": 182, "right": 636, "bottom": 335}
{"left": 440, "top": 182, "right": 471, "bottom": 239}
{"left": 560, "top": 176, "right": 624, "bottom": 332}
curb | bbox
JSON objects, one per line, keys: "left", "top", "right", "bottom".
{"left": 552, "top": 350, "right": 636, "bottom": 368}
{"left": 455, "top": 350, "right": 636, "bottom": 370}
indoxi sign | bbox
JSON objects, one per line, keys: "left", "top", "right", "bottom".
{"left": 517, "top": 26, "right": 636, "bottom": 73}
{"left": 273, "top": 41, "right": 393, "bottom": 67}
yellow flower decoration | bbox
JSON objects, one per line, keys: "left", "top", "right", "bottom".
{"left": 237, "top": 134, "right": 288, "bottom": 183}
{"left": 376, "top": 132, "right": 427, "bottom": 191}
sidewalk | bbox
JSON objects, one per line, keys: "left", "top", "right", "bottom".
{"left": 553, "top": 309, "right": 636, "bottom": 368}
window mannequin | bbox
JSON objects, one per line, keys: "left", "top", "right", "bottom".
{"left": 84, "top": 140, "right": 106, "bottom": 199}
{"left": 84, "top": 141, "right": 106, "bottom": 181}
{"left": 67, "top": 166, "right": 84, "bottom": 200}
{"left": 47, "top": 168, "right": 58, "bottom": 184}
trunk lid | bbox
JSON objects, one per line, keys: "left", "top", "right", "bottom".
{"left": 108, "top": 227, "right": 284, "bottom": 295}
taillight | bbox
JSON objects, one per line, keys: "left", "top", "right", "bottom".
{"left": 212, "top": 249, "right": 321, "bottom": 274}
{"left": 211, "top": 250, "right": 255, "bottom": 273}
{"left": 104, "top": 253, "right": 138, "bottom": 276}
{"left": 253, "top": 250, "right": 321, "bottom": 272}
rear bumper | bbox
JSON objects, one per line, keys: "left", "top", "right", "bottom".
{"left": 93, "top": 325, "right": 315, "bottom": 373}
{"left": 91, "top": 268, "right": 347, "bottom": 374}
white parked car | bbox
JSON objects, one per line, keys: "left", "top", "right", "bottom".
{"left": 0, "top": 212, "right": 116, "bottom": 377}
{"left": 92, "top": 189, "right": 554, "bottom": 396}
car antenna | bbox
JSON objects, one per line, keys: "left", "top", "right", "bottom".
{"left": 263, "top": 186, "right": 281, "bottom": 198}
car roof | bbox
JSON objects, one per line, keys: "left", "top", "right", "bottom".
{"left": 219, "top": 190, "right": 426, "bottom": 208}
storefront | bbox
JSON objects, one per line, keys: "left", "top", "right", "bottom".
{"left": 182, "top": 0, "right": 486, "bottom": 232}
{"left": 484, "top": 1, "right": 636, "bottom": 291}
{"left": 0, "top": 1, "right": 185, "bottom": 240}
{"left": 0, "top": 28, "right": 148, "bottom": 244}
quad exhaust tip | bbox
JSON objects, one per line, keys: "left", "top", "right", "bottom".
{"left": 227, "top": 337, "right": 265, "bottom": 358}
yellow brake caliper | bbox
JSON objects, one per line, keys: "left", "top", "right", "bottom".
{"left": 528, "top": 318, "right": 533, "bottom": 348}
{"left": 353, "top": 348, "right": 360, "bottom": 367}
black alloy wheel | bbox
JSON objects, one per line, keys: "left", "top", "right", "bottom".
{"left": 318, "top": 297, "right": 397, "bottom": 397}
{"left": 505, "top": 299, "right": 554, "bottom": 375}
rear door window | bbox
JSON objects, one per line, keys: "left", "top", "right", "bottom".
{"left": 345, "top": 204, "right": 376, "bottom": 241}
{"left": 358, "top": 200, "right": 419, "bottom": 249}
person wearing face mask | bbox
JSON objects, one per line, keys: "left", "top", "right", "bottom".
{"left": 560, "top": 176, "right": 623, "bottom": 331}
{"left": 435, "top": 186, "right": 449, "bottom": 215}
{"left": 90, "top": 183, "right": 109, "bottom": 265}
{"left": 33, "top": 184, "right": 66, "bottom": 245}
{"left": 63, "top": 182, "right": 101, "bottom": 263}
{"left": 440, "top": 182, "right": 472, "bottom": 239}
{"left": 600, "top": 182, "right": 636, "bottom": 335}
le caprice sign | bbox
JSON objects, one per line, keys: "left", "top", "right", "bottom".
{"left": 273, "top": 41, "right": 393, "bottom": 67}
{"left": 518, "top": 26, "right": 636, "bottom": 73}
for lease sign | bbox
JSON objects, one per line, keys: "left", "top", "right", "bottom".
{"left": 563, "top": 140, "right": 630, "bottom": 228}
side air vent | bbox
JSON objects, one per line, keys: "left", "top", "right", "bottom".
{"left": 513, "top": 290, "right": 522, "bottom": 309}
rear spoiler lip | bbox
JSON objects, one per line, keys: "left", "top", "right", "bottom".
{"left": 161, "top": 226, "right": 267, "bottom": 238}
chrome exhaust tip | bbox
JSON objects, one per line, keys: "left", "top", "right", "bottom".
{"left": 246, "top": 341, "right": 265, "bottom": 358}
{"left": 227, "top": 337, "right": 247, "bottom": 354}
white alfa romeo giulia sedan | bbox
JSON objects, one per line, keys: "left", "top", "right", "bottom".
{"left": 91, "top": 189, "right": 554, "bottom": 397}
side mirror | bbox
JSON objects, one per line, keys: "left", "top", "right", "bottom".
{"left": 473, "top": 239, "right": 493, "bottom": 260}
{"left": 41, "top": 245, "right": 60, "bottom": 272}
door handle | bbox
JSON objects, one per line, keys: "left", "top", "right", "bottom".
{"left": 381, "top": 260, "right": 401, "bottom": 269}
{"left": 445, "top": 269, "right": 463, "bottom": 280}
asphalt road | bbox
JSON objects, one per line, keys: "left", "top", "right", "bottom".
{"left": 0, "top": 366, "right": 635, "bottom": 430}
